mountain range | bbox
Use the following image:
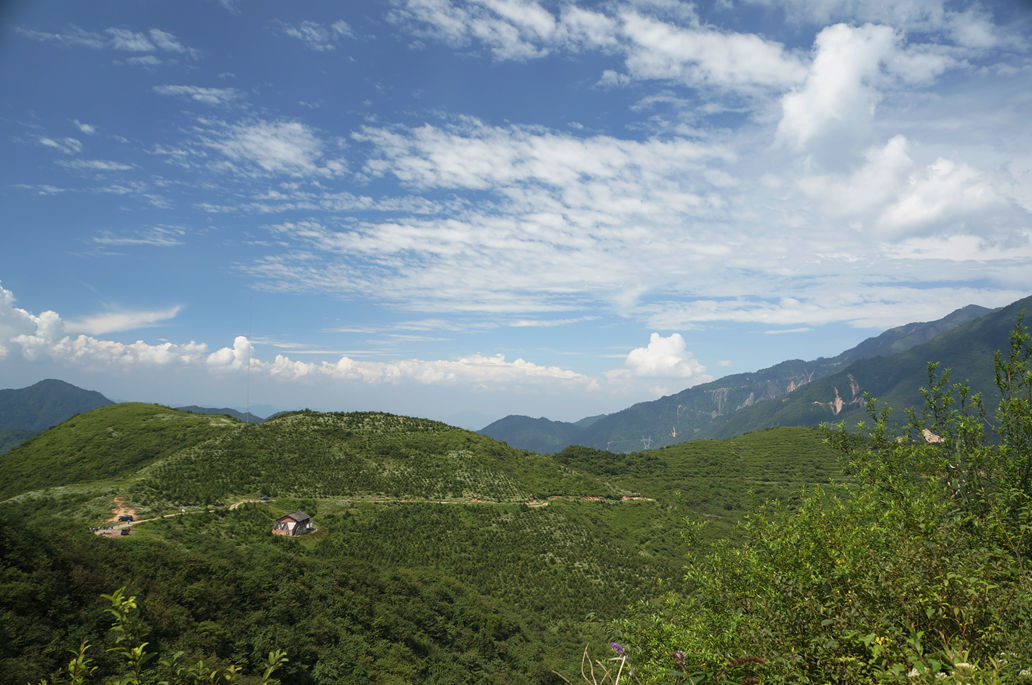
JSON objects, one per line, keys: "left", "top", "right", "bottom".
{"left": 2, "top": 293, "right": 1029, "bottom": 682}
{"left": 481, "top": 298, "right": 1028, "bottom": 453}
{"left": 3, "top": 294, "right": 1029, "bottom": 459}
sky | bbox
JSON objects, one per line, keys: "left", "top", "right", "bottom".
{"left": 1, "top": 0, "right": 1030, "bottom": 429}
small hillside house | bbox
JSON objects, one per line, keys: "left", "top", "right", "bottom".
{"left": 272, "top": 511, "right": 314, "bottom": 537}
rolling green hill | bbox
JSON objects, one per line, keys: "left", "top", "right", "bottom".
{"left": 0, "top": 403, "right": 846, "bottom": 683}
{"left": 0, "top": 403, "right": 239, "bottom": 500}
{"left": 0, "top": 378, "right": 112, "bottom": 455}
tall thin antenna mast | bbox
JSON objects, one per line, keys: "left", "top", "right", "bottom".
{"left": 245, "top": 289, "right": 253, "bottom": 424}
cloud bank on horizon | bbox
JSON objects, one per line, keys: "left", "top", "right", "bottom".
{"left": 1, "top": 0, "right": 1029, "bottom": 423}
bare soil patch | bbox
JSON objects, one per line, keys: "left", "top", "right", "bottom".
{"left": 105, "top": 497, "right": 138, "bottom": 524}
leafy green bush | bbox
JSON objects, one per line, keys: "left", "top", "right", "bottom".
{"left": 616, "top": 316, "right": 1032, "bottom": 684}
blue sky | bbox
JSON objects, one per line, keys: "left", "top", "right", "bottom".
{"left": 1, "top": 0, "right": 1030, "bottom": 428}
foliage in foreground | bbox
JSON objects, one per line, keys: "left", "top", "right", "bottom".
{"left": 616, "top": 316, "right": 1032, "bottom": 683}
{"left": 34, "top": 587, "right": 287, "bottom": 685}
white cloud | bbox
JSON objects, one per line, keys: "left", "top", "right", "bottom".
{"left": 16, "top": 25, "right": 107, "bottom": 49}
{"left": 18, "top": 24, "right": 197, "bottom": 57}
{"left": 57, "top": 159, "right": 133, "bottom": 171}
{"left": 0, "top": 283, "right": 595, "bottom": 390}
{"left": 148, "top": 28, "right": 195, "bottom": 54}
{"left": 391, "top": 0, "right": 551, "bottom": 60}
{"left": 91, "top": 226, "right": 186, "bottom": 247}
{"left": 105, "top": 28, "right": 156, "bottom": 51}
{"left": 878, "top": 156, "right": 1001, "bottom": 232}
{"left": 796, "top": 134, "right": 1003, "bottom": 235}
{"left": 621, "top": 332, "right": 707, "bottom": 378}
{"left": 740, "top": 0, "right": 949, "bottom": 33}
{"left": 777, "top": 23, "right": 897, "bottom": 150}
{"left": 890, "top": 233, "right": 1032, "bottom": 262}
{"left": 617, "top": 11, "right": 806, "bottom": 90}
{"left": 356, "top": 119, "right": 731, "bottom": 191}
{"left": 7, "top": 303, "right": 207, "bottom": 369}
{"left": 39, "top": 136, "right": 83, "bottom": 154}
{"left": 392, "top": 1, "right": 804, "bottom": 90}
{"left": 208, "top": 120, "right": 333, "bottom": 176}
{"left": 154, "top": 85, "right": 239, "bottom": 105}
{"left": 126, "top": 55, "right": 162, "bottom": 67}
{"left": 276, "top": 19, "right": 354, "bottom": 51}
{"left": 65, "top": 305, "right": 184, "bottom": 336}
{"left": 207, "top": 335, "right": 253, "bottom": 370}
{"left": 641, "top": 288, "right": 1029, "bottom": 330}
{"left": 73, "top": 120, "right": 96, "bottom": 135}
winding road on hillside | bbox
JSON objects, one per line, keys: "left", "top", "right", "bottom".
{"left": 93, "top": 493, "right": 655, "bottom": 536}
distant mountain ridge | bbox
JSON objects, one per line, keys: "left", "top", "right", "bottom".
{"left": 0, "top": 379, "right": 112, "bottom": 454}
{"left": 175, "top": 405, "right": 265, "bottom": 423}
{"left": 481, "top": 301, "right": 1003, "bottom": 452}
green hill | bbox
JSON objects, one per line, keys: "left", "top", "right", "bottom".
{"left": 0, "top": 403, "right": 846, "bottom": 683}
{"left": 0, "top": 403, "right": 238, "bottom": 500}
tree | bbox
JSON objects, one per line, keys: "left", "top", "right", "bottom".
{"left": 616, "top": 316, "right": 1032, "bottom": 684}
{"left": 33, "top": 588, "right": 288, "bottom": 685}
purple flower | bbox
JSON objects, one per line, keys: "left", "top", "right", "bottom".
{"left": 609, "top": 642, "right": 625, "bottom": 656}
{"left": 672, "top": 650, "right": 687, "bottom": 669}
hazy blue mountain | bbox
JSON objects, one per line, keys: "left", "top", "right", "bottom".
{"left": 482, "top": 301, "right": 999, "bottom": 452}
{"left": 0, "top": 378, "right": 112, "bottom": 454}
{"left": 175, "top": 405, "right": 265, "bottom": 423}
{"left": 479, "top": 415, "right": 589, "bottom": 454}
{"left": 710, "top": 294, "right": 1031, "bottom": 439}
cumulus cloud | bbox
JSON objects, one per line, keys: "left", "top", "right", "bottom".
{"left": 0, "top": 283, "right": 595, "bottom": 390}
{"left": 798, "top": 135, "right": 1003, "bottom": 235}
{"left": 777, "top": 23, "right": 897, "bottom": 150}
{"left": 878, "top": 157, "right": 1001, "bottom": 232}
{"left": 621, "top": 332, "right": 708, "bottom": 379}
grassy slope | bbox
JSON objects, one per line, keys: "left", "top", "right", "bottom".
{"left": 0, "top": 403, "right": 240, "bottom": 500}
{"left": 0, "top": 406, "right": 849, "bottom": 683}
{"left": 130, "top": 410, "right": 623, "bottom": 508}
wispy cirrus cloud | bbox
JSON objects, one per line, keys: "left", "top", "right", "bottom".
{"left": 274, "top": 19, "right": 354, "bottom": 50}
{"left": 90, "top": 226, "right": 186, "bottom": 247}
{"left": 17, "top": 25, "right": 200, "bottom": 60}
{"left": 57, "top": 159, "right": 133, "bottom": 171}
{"left": 153, "top": 84, "right": 240, "bottom": 105}
{"left": 65, "top": 304, "right": 184, "bottom": 336}
{"left": 38, "top": 136, "right": 83, "bottom": 154}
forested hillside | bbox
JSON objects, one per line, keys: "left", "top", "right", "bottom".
{"left": 0, "top": 403, "right": 843, "bottom": 683}
{"left": 614, "top": 316, "right": 1032, "bottom": 683}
